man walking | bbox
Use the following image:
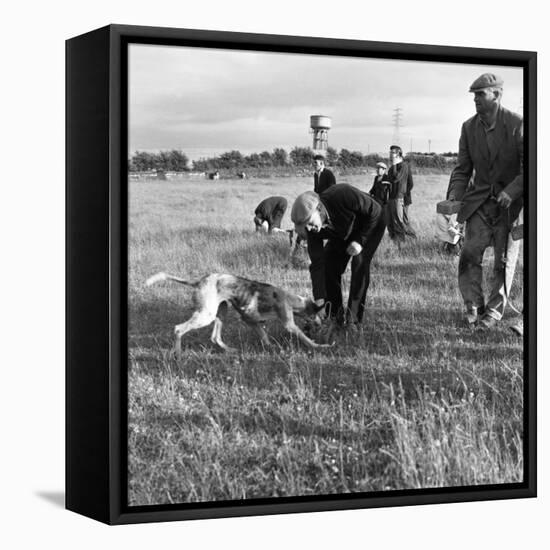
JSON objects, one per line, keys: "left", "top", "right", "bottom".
{"left": 291, "top": 184, "right": 385, "bottom": 326}
{"left": 447, "top": 73, "right": 523, "bottom": 329}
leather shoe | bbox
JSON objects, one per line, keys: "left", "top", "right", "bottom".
{"left": 477, "top": 315, "right": 498, "bottom": 330}
{"left": 464, "top": 306, "right": 479, "bottom": 326}
{"left": 510, "top": 319, "right": 523, "bottom": 337}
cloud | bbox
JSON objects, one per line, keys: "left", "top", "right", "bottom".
{"left": 129, "top": 44, "right": 523, "bottom": 154}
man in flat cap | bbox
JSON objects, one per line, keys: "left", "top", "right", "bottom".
{"left": 368, "top": 161, "right": 391, "bottom": 206}
{"left": 447, "top": 73, "right": 523, "bottom": 329}
{"left": 291, "top": 184, "right": 386, "bottom": 326}
{"left": 313, "top": 154, "right": 336, "bottom": 194}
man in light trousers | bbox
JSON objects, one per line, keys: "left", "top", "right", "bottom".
{"left": 447, "top": 73, "right": 523, "bottom": 329}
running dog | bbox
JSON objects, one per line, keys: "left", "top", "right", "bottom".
{"left": 145, "top": 272, "right": 330, "bottom": 355}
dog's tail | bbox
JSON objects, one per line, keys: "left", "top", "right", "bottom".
{"left": 145, "top": 272, "right": 196, "bottom": 288}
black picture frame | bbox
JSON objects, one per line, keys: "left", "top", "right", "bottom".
{"left": 66, "top": 24, "right": 537, "bottom": 525}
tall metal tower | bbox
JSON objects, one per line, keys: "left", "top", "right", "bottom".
{"left": 392, "top": 108, "right": 403, "bottom": 146}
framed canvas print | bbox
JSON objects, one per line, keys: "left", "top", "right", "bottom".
{"left": 66, "top": 24, "right": 537, "bottom": 525}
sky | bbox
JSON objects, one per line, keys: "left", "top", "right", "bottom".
{"left": 128, "top": 43, "right": 523, "bottom": 159}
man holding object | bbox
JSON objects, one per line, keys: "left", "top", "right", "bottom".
{"left": 291, "top": 184, "right": 385, "bottom": 326}
{"left": 447, "top": 73, "right": 523, "bottom": 329}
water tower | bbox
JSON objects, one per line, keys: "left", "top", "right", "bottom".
{"left": 310, "top": 115, "right": 331, "bottom": 153}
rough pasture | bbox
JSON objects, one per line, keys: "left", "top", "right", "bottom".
{"left": 128, "top": 173, "right": 524, "bottom": 506}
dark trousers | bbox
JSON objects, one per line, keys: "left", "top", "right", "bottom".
{"left": 324, "top": 215, "right": 386, "bottom": 324}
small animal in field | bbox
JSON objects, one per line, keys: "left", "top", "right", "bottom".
{"left": 145, "top": 272, "right": 331, "bottom": 355}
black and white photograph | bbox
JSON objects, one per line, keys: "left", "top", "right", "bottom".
{"left": 127, "top": 41, "right": 529, "bottom": 506}
{"left": 5, "top": 0, "right": 548, "bottom": 546}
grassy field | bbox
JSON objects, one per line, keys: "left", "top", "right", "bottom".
{"left": 128, "top": 173, "right": 524, "bottom": 506}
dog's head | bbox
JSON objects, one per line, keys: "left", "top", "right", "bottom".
{"left": 292, "top": 295, "right": 326, "bottom": 318}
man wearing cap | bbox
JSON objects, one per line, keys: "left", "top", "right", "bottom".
{"left": 291, "top": 184, "right": 386, "bottom": 326}
{"left": 447, "top": 73, "right": 523, "bottom": 329}
{"left": 386, "top": 145, "right": 416, "bottom": 242}
{"left": 313, "top": 154, "right": 336, "bottom": 194}
{"left": 368, "top": 161, "right": 391, "bottom": 205}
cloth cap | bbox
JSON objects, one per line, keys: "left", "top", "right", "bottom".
{"left": 376, "top": 162, "right": 388, "bottom": 170}
{"left": 313, "top": 154, "right": 326, "bottom": 161}
{"left": 469, "top": 73, "right": 504, "bottom": 92}
{"left": 291, "top": 191, "right": 320, "bottom": 236}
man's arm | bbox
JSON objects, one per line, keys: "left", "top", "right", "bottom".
{"left": 346, "top": 189, "right": 381, "bottom": 248}
{"left": 368, "top": 177, "right": 378, "bottom": 196}
{"left": 404, "top": 164, "right": 413, "bottom": 205}
{"left": 447, "top": 122, "right": 473, "bottom": 201}
{"left": 501, "top": 120, "right": 524, "bottom": 202}
{"left": 325, "top": 169, "right": 336, "bottom": 189}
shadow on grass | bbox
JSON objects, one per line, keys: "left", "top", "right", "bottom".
{"left": 129, "top": 295, "right": 523, "bottom": 368}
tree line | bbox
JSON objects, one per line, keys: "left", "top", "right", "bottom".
{"left": 128, "top": 147, "right": 457, "bottom": 173}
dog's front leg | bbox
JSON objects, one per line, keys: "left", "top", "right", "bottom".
{"left": 285, "top": 322, "right": 333, "bottom": 348}
{"left": 250, "top": 322, "right": 271, "bottom": 348}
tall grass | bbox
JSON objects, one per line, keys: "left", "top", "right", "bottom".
{"left": 128, "top": 174, "right": 524, "bottom": 506}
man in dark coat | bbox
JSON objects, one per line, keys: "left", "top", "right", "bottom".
{"left": 253, "top": 196, "right": 288, "bottom": 233}
{"left": 313, "top": 154, "right": 336, "bottom": 194}
{"left": 368, "top": 161, "right": 391, "bottom": 205}
{"left": 447, "top": 72, "right": 523, "bottom": 328}
{"left": 386, "top": 145, "right": 416, "bottom": 241}
{"left": 291, "top": 184, "right": 386, "bottom": 325}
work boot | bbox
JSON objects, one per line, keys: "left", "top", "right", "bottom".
{"left": 464, "top": 305, "right": 479, "bottom": 327}
{"left": 477, "top": 314, "right": 498, "bottom": 330}
{"left": 510, "top": 319, "right": 524, "bottom": 337}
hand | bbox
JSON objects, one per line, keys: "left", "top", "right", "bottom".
{"left": 346, "top": 241, "right": 363, "bottom": 256}
{"left": 313, "top": 299, "right": 327, "bottom": 321}
{"left": 496, "top": 191, "right": 512, "bottom": 208}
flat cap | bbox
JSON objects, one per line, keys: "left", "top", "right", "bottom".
{"left": 313, "top": 153, "right": 326, "bottom": 161}
{"left": 469, "top": 73, "right": 504, "bottom": 92}
{"left": 291, "top": 191, "right": 320, "bottom": 237}
{"left": 376, "top": 161, "right": 388, "bottom": 170}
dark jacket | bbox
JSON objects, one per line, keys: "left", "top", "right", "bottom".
{"left": 387, "top": 161, "right": 413, "bottom": 204}
{"left": 306, "top": 184, "right": 383, "bottom": 300}
{"left": 254, "top": 196, "right": 287, "bottom": 227}
{"left": 255, "top": 196, "right": 287, "bottom": 218}
{"left": 447, "top": 105, "right": 523, "bottom": 224}
{"left": 314, "top": 168, "right": 336, "bottom": 194}
{"left": 368, "top": 175, "right": 391, "bottom": 205}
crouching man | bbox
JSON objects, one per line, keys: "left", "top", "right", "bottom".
{"left": 291, "top": 184, "right": 386, "bottom": 326}
{"left": 253, "top": 196, "right": 288, "bottom": 233}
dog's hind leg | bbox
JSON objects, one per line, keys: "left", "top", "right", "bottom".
{"left": 210, "top": 301, "right": 237, "bottom": 353}
{"left": 173, "top": 309, "right": 216, "bottom": 358}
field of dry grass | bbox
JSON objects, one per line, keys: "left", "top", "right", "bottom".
{"left": 127, "top": 173, "right": 524, "bottom": 506}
